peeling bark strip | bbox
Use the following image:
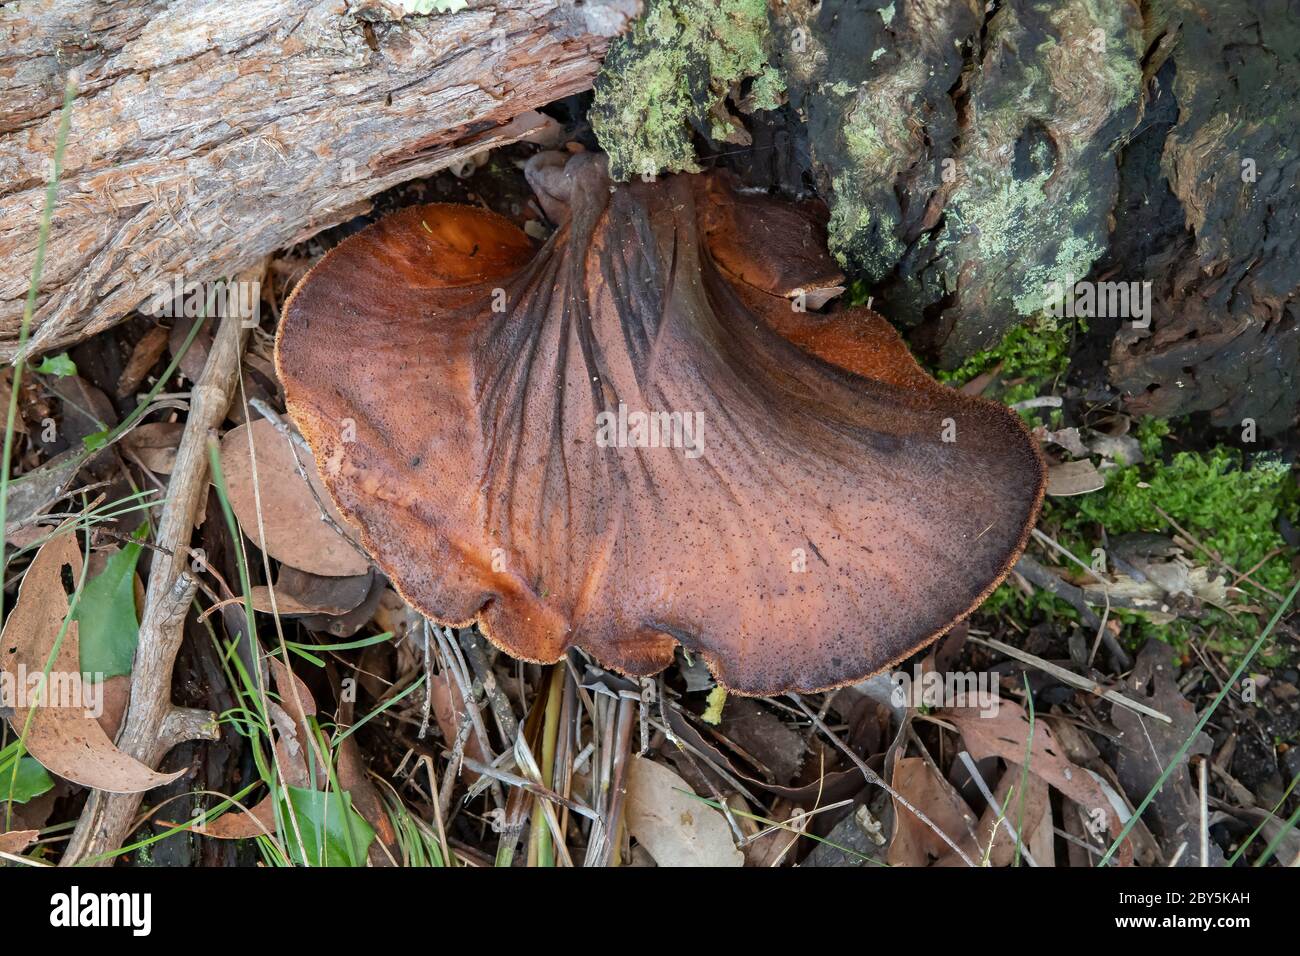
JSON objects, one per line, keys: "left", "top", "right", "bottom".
{"left": 0, "top": 0, "right": 639, "bottom": 359}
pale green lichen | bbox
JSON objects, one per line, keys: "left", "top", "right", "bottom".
{"left": 824, "top": 58, "right": 928, "bottom": 279}
{"left": 931, "top": 0, "right": 1142, "bottom": 326}
{"left": 591, "top": 0, "right": 783, "bottom": 180}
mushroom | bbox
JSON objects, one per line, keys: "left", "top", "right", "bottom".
{"left": 275, "top": 153, "right": 1045, "bottom": 695}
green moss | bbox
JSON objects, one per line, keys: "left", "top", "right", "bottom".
{"left": 987, "top": 433, "right": 1298, "bottom": 659}
{"left": 591, "top": 0, "right": 781, "bottom": 180}
{"left": 1052, "top": 447, "right": 1296, "bottom": 596}
{"left": 937, "top": 315, "right": 1078, "bottom": 394}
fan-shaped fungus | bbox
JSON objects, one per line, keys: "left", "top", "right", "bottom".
{"left": 275, "top": 153, "right": 1045, "bottom": 694}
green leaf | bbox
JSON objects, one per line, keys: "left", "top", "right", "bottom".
{"left": 0, "top": 756, "right": 56, "bottom": 805}
{"left": 34, "top": 352, "right": 77, "bottom": 377}
{"left": 81, "top": 429, "right": 110, "bottom": 452}
{"left": 283, "top": 787, "right": 375, "bottom": 867}
{"left": 74, "top": 538, "right": 144, "bottom": 677}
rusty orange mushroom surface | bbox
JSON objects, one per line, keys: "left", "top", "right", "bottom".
{"left": 275, "top": 153, "right": 1045, "bottom": 694}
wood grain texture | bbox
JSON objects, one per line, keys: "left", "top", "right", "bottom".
{"left": 0, "top": 0, "right": 639, "bottom": 358}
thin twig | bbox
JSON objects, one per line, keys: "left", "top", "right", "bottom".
{"left": 968, "top": 635, "right": 1171, "bottom": 723}
{"left": 63, "top": 309, "right": 252, "bottom": 866}
{"left": 788, "top": 693, "right": 978, "bottom": 868}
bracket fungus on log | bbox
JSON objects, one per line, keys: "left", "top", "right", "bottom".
{"left": 275, "top": 152, "right": 1045, "bottom": 695}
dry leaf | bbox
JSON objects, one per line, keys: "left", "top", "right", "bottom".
{"left": 1046, "top": 458, "right": 1105, "bottom": 496}
{"left": 0, "top": 830, "right": 39, "bottom": 855}
{"left": 1113, "top": 640, "right": 1220, "bottom": 866}
{"left": 251, "top": 567, "right": 372, "bottom": 616}
{"left": 625, "top": 756, "right": 743, "bottom": 867}
{"left": 944, "top": 698, "right": 1133, "bottom": 865}
{"left": 122, "top": 421, "right": 184, "bottom": 474}
{"left": 219, "top": 419, "right": 369, "bottom": 577}
{"left": 117, "top": 325, "right": 171, "bottom": 398}
{"left": 887, "top": 756, "right": 978, "bottom": 867}
{"left": 0, "top": 532, "right": 183, "bottom": 794}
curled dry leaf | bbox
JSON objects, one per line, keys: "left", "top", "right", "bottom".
{"left": 1046, "top": 458, "right": 1106, "bottom": 496}
{"left": 625, "top": 756, "right": 743, "bottom": 867}
{"left": 0, "top": 829, "right": 39, "bottom": 855}
{"left": 297, "top": 573, "right": 385, "bottom": 638}
{"left": 277, "top": 151, "right": 1045, "bottom": 694}
{"left": 943, "top": 698, "right": 1133, "bottom": 865}
{"left": 0, "top": 532, "right": 183, "bottom": 794}
{"left": 121, "top": 421, "right": 184, "bottom": 474}
{"left": 250, "top": 566, "right": 373, "bottom": 617}
{"left": 219, "top": 419, "right": 369, "bottom": 578}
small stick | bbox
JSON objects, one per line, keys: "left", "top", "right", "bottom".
{"left": 789, "top": 693, "right": 977, "bottom": 868}
{"left": 1198, "top": 756, "right": 1209, "bottom": 868}
{"left": 458, "top": 629, "right": 519, "bottom": 744}
{"left": 64, "top": 308, "right": 251, "bottom": 866}
{"left": 956, "top": 751, "right": 1039, "bottom": 867}
{"left": 968, "top": 635, "right": 1171, "bottom": 723}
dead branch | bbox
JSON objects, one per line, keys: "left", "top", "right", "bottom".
{"left": 62, "top": 298, "right": 253, "bottom": 865}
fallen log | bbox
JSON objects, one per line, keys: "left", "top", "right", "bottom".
{"left": 0, "top": 0, "right": 638, "bottom": 359}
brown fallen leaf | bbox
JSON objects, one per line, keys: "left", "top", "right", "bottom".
{"left": 94, "top": 674, "right": 131, "bottom": 740}
{"left": 1113, "top": 640, "right": 1221, "bottom": 866}
{"left": 250, "top": 566, "right": 373, "bottom": 617}
{"left": 0, "top": 532, "right": 183, "bottom": 794}
{"left": 169, "top": 317, "right": 213, "bottom": 385}
{"left": 943, "top": 698, "right": 1133, "bottom": 865}
{"left": 625, "top": 756, "right": 743, "bottom": 867}
{"left": 0, "top": 830, "right": 39, "bottom": 855}
{"left": 298, "top": 573, "right": 385, "bottom": 638}
{"left": 121, "top": 421, "right": 184, "bottom": 474}
{"left": 117, "top": 325, "right": 171, "bottom": 398}
{"left": 219, "top": 419, "right": 369, "bottom": 577}
{"left": 887, "top": 756, "right": 978, "bottom": 867}
{"left": 198, "top": 796, "right": 280, "bottom": 841}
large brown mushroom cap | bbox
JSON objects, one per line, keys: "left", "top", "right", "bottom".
{"left": 276, "top": 153, "right": 1045, "bottom": 694}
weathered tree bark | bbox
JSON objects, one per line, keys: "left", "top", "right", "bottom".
{"left": 767, "top": 0, "right": 1299, "bottom": 434}
{"left": 0, "top": 0, "right": 638, "bottom": 359}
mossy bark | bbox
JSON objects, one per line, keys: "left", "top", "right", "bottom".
{"left": 769, "top": 0, "right": 1299, "bottom": 433}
